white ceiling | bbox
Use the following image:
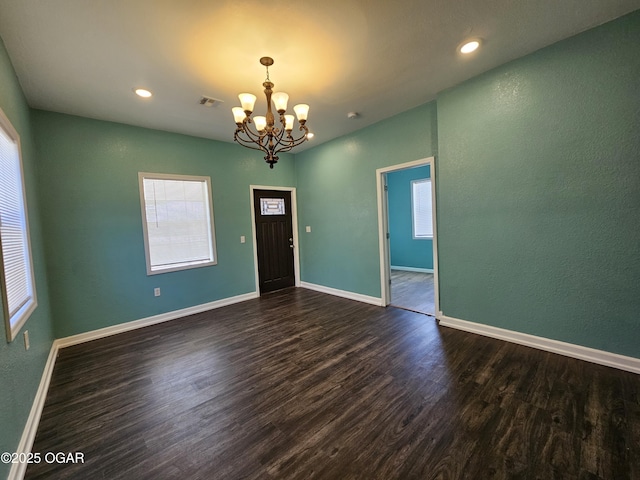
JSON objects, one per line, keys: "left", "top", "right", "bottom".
{"left": 0, "top": 0, "right": 639, "bottom": 150}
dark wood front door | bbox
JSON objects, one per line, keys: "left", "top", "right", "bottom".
{"left": 253, "top": 189, "right": 295, "bottom": 294}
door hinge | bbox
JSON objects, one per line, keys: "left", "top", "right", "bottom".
{"left": 386, "top": 232, "right": 390, "bottom": 239}
{"left": 384, "top": 184, "right": 388, "bottom": 191}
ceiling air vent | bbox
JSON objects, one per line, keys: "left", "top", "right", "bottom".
{"left": 199, "top": 96, "right": 223, "bottom": 107}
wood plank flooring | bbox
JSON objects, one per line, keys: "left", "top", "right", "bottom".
{"left": 26, "top": 288, "right": 639, "bottom": 479}
{"left": 391, "top": 270, "right": 435, "bottom": 315}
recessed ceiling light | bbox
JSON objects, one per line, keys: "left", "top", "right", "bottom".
{"left": 459, "top": 39, "right": 481, "bottom": 54}
{"left": 134, "top": 88, "right": 153, "bottom": 98}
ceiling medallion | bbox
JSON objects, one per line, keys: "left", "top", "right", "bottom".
{"left": 232, "top": 57, "right": 310, "bottom": 168}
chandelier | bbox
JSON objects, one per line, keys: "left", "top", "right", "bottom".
{"left": 232, "top": 57, "right": 310, "bottom": 168}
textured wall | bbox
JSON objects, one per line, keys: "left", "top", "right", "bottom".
{"left": 436, "top": 11, "right": 640, "bottom": 357}
{"left": 295, "top": 102, "right": 438, "bottom": 297}
{"left": 32, "top": 111, "right": 296, "bottom": 338}
{"left": 0, "top": 38, "right": 55, "bottom": 478}
{"left": 387, "top": 165, "right": 433, "bottom": 269}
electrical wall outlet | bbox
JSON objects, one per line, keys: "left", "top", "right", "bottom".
{"left": 154, "top": 287, "right": 161, "bottom": 297}
{"left": 240, "top": 235, "right": 246, "bottom": 244}
{"left": 24, "top": 330, "right": 30, "bottom": 350}
{"left": 305, "top": 226, "right": 311, "bottom": 233}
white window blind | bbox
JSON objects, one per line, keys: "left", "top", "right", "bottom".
{"left": 139, "top": 173, "right": 217, "bottom": 274}
{"left": 0, "top": 110, "right": 37, "bottom": 341}
{"left": 412, "top": 179, "right": 433, "bottom": 239}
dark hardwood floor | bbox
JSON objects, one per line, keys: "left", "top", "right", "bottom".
{"left": 26, "top": 288, "right": 639, "bottom": 479}
{"left": 391, "top": 269, "right": 435, "bottom": 315}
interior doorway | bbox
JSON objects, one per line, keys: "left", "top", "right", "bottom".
{"left": 250, "top": 186, "right": 300, "bottom": 295}
{"left": 376, "top": 158, "right": 439, "bottom": 316}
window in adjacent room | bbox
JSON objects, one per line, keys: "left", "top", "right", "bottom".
{"left": 411, "top": 178, "right": 433, "bottom": 239}
{"left": 139, "top": 173, "right": 217, "bottom": 275}
{"left": 0, "top": 108, "right": 37, "bottom": 342}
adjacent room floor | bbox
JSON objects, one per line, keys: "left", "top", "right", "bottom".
{"left": 390, "top": 269, "right": 435, "bottom": 315}
{"left": 26, "top": 288, "right": 639, "bottom": 480}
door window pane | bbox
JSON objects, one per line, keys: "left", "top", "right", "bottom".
{"left": 260, "top": 198, "right": 285, "bottom": 215}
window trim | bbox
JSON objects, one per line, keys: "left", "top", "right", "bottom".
{"left": 138, "top": 172, "right": 217, "bottom": 275}
{"left": 411, "top": 178, "right": 433, "bottom": 240}
{"left": 0, "top": 108, "right": 38, "bottom": 342}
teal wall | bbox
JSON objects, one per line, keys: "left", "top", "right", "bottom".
{"left": 436, "top": 11, "right": 640, "bottom": 357}
{"left": 295, "top": 11, "right": 639, "bottom": 358}
{"left": 387, "top": 165, "right": 433, "bottom": 270}
{"left": 0, "top": 38, "right": 55, "bottom": 478}
{"left": 32, "top": 111, "right": 296, "bottom": 338}
{"left": 295, "top": 102, "right": 438, "bottom": 297}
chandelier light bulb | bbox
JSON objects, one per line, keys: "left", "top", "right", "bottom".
{"left": 239, "top": 93, "right": 257, "bottom": 113}
{"left": 253, "top": 116, "right": 267, "bottom": 132}
{"left": 293, "top": 104, "right": 309, "bottom": 122}
{"left": 272, "top": 92, "right": 289, "bottom": 113}
{"left": 232, "top": 107, "right": 246, "bottom": 124}
{"left": 284, "top": 115, "right": 295, "bottom": 131}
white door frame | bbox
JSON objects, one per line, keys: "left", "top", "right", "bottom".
{"left": 375, "top": 157, "right": 440, "bottom": 316}
{"left": 250, "top": 185, "right": 301, "bottom": 294}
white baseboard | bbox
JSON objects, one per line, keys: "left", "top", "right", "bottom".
{"left": 8, "top": 342, "right": 60, "bottom": 480}
{"left": 56, "top": 291, "right": 258, "bottom": 348}
{"left": 300, "top": 282, "right": 383, "bottom": 307}
{"left": 438, "top": 314, "right": 640, "bottom": 375}
{"left": 390, "top": 266, "right": 434, "bottom": 273}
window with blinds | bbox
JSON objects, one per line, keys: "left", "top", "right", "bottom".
{"left": 0, "top": 109, "right": 37, "bottom": 342}
{"left": 411, "top": 178, "right": 433, "bottom": 239}
{"left": 139, "top": 173, "right": 217, "bottom": 275}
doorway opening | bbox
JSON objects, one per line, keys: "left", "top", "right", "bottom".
{"left": 250, "top": 186, "right": 300, "bottom": 295}
{"left": 376, "top": 158, "right": 439, "bottom": 316}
